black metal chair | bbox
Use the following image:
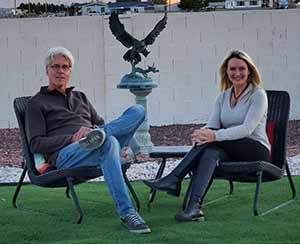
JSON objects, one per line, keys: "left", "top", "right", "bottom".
{"left": 149, "top": 90, "right": 296, "bottom": 216}
{"left": 13, "top": 96, "right": 140, "bottom": 224}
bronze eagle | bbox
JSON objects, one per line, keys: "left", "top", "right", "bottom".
{"left": 109, "top": 12, "right": 167, "bottom": 66}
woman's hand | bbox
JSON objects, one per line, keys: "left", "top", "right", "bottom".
{"left": 191, "top": 128, "right": 216, "bottom": 145}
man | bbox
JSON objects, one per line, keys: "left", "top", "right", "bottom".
{"left": 25, "top": 46, "right": 151, "bottom": 234}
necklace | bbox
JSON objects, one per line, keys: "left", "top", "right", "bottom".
{"left": 231, "top": 83, "right": 249, "bottom": 107}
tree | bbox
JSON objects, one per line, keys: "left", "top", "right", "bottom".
{"left": 35, "top": 2, "right": 42, "bottom": 14}
{"left": 17, "top": 1, "right": 77, "bottom": 16}
{"left": 178, "top": 0, "right": 208, "bottom": 10}
{"left": 17, "top": 3, "right": 26, "bottom": 10}
{"left": 68, "top": 6, "right": 76, "bottom": 16}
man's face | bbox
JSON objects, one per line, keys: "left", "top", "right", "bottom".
{"left": 46, "top": 54, "right": 72, "bottom": 90}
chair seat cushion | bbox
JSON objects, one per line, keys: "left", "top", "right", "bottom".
{"left": 214, "top": 160, "right": 283, "bottom": 182}
{"left": 266, "top": 121, "right": 275, "bottom": 159}
{"left": 30, "top": 162, "right": 131, "bottom": 187}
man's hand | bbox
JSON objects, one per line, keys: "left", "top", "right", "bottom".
{"left": 71, "top": 127, "right": 92, "bottom": 142}
{"left": 191, "top": 128, "right": 216, "bottom": 145}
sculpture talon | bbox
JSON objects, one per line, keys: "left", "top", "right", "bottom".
{"left": 133, "top": 65, "right": 159, "bottom": 78}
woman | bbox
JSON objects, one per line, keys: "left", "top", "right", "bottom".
{"left": 143, "top": 50, "right": 271, "bottom": 222}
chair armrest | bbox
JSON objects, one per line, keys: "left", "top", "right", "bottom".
{"left": 149, "top": 146, "right": 192, "bottom": 159}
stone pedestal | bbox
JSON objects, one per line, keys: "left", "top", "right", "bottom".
{"left": 130, "top": 89, "right": 153, "bottom": 154}
{"left": 117, "top": 72, "right": 157, "bottom": 154}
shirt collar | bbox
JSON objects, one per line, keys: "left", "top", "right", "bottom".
{"left": 243, "top": 82, "right": 254, "bottom": 97}
{"left": 229, "top": 82, "right": 254, "bottom": 98}
{"left": 40, "top": 86, "right": 75, "bottom": 95}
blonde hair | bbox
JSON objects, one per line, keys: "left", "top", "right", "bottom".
{"left": 219, "top": 50, "right": 262, "bottom": 91}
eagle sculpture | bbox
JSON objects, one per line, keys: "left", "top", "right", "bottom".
{"left": 109, "top": 12, "right": 167, "bottom": 67}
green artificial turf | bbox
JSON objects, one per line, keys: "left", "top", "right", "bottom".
{"left": 0, "top": 177, "right": 300, "bottom": 244}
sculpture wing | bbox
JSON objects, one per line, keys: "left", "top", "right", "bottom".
{"left": 109, "top": 12, "right": 137, "bottom": 48}
{"left": 143, "top": 12, "right": 167, "bottom": 46}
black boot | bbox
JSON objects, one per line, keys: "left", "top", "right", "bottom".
{"left": 143, "top": 175, "right": 181, "bottom": 196}
{"left": 175, "top": 147, "right": 227, "bottom": 221}
{"left": 175, "top": 202, "right": 204, "bottom": 222}
{"left": 143, "top": 145, "right": 206, "bottom": 196}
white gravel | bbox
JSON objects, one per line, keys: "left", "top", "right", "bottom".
{"left": 1, "top": 155, "right": 300, "bottom": 184}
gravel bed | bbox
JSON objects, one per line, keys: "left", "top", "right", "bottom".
{"left": 0, "top": 122, "right": 300, "bottom": 184}
{"left": 1, "top": 155, "right": 299, "bottom": 184}
{"left": 1, "top": 121, "right": 300, "bottom": 168}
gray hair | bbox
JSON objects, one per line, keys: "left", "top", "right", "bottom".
{"left": 45, "top": 46, "right": 74, "bottom": 69}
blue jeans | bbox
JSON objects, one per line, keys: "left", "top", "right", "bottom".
{"left": 128, "top": 137, "right": 141, "bottom": 156}
{"left": 56, "top": 105, "right": 145, "bottom": 218}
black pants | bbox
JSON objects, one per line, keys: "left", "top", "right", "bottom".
{"left": 188, "top": 138, "right": 270, "bottom": 206}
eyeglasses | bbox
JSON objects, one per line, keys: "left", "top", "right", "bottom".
{"left": 49, "top": 64, "right": 71, "bottom": 72}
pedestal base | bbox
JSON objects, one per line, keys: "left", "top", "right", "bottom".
{"left": 117, "top": 74, "right": 157, "bottom": 155}
{"left": 134, "top": 132, "right": 153, "bottom": 155}
{"left": 130, "top": 89, "right": 154, "bottom": 154}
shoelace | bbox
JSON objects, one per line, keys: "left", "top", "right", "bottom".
{"left": 125, "top": 212, "right": 144, "bottom": 226}
{"left": 86, "top": 134, "right": 101, "bottom": 144}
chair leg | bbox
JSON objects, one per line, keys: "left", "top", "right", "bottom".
{"left": 285, "top": 163, "right": 296, "bottom": 199}
{"left": 229, "top": 180, "right": 234, "bottom": 194}
{"left": 12, "top": 165, "right": 28, "bottom": 208}
{"left": 66, "top": 177, "right": 84, "bottom": 224}
{"left": 182, "top": 176, "right": 192, "bottom": 210}
{"left": 253, "top": 171, "right": 263, "bottom": 216}
{"left": 123, "top": 172, "right": 140, "bottom": 212}
{"left": 253, "top": 167, "right": 296, "bottom": 216}
{"left": 65, "top": 186, "right": 71, "bottom": 199}
{"left": 147, "top": 157, "right": 167, "bottom": 208}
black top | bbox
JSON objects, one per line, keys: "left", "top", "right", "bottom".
{"left": 25, "top": 86, "right": 104, "bottom": 165}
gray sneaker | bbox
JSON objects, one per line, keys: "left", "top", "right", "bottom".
{"left": 121, "top": 211, "right": 151, "bottom": 234}
{"left": 79, "top": 129, "right": 106, "bottom": 150}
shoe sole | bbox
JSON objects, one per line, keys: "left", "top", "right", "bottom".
{"left": 128, "top": 228, "right": 151, "bottom": 234}
{"left": 121, "top": 222, "right": 151, "bottom": 234}
{"left": 175, "top": 215, "right": 205, "bottom": 222}
{"left": 79, "top": 130, "right": 106, "bottom": 150}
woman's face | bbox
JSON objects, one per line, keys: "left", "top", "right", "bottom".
{"left": 226, "top": 57, "right": 250, "bottom": 87}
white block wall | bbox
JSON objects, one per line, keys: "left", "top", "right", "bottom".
{"left": 0, "top": 9, "right": 299, "bottom": 128}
